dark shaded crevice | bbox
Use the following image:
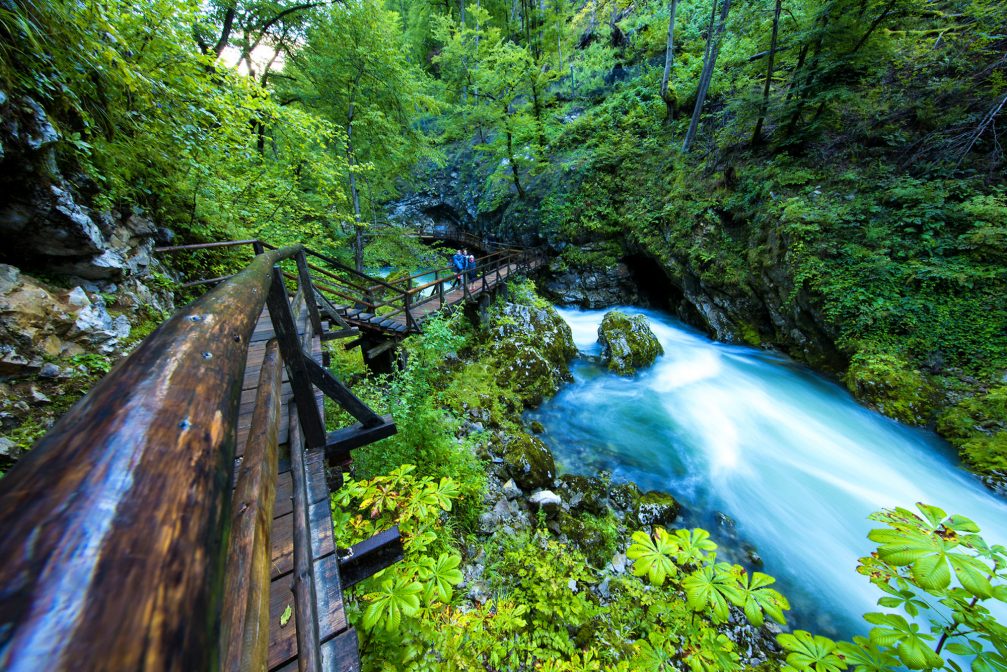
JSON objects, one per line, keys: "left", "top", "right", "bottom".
{"left": 623, "top": 253, "right": 707, "bottom": 329}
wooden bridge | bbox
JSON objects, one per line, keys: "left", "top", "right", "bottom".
{"left": 0, "top": 238, "right": 545, "bottom": 671}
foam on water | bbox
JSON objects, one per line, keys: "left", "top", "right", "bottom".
{"left": 530, "top": 306, "right": 1007, "bottom": 637}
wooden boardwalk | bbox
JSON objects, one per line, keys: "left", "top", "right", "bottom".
{"left": 334, "top": 261, "right": 536, "bottom": 335}
{"left": 241, "top": 306, "right": 360, "bottom": 672}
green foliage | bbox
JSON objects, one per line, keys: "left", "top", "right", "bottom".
{"left": 782, "top": 503, "right": 1007, "bottom": 672}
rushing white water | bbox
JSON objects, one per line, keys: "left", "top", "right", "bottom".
{"left": 527, "top": 306, "right": 1007, "bottom": 637}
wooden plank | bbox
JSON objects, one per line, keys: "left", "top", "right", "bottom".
{"left": 289, "top": 408, "right": 323, "bottom": 672}
{"left": 268, "top": 561, "right": 352, "bottom": 672}
{"left": 269, "top": 502, "right": 336, "bottom": 580}
{"left": 221, "top": 339, "right": 282, "bottom": 672}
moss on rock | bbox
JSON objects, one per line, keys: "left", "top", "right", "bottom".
{"left": 607, "top": 481, "right": 642, "bottom": 526}
{"left": 488, "top": 301, "right": 577, "bottom": 406}
{"left": 844, "top": 350, "right": 936, "bottom": 426}
{"left": 498, "top": 433, "right": 556, "bottom": 491}
{"left": 638, "top": 490, "right": 680, "bottom": 527}
{"left": 597, "top": 311, "right": 664, "bottom": 376}
{"left": 557, "top": 474, "right": 608, "bottom": 515}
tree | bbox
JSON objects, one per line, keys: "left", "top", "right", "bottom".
{"left": 751, "top": 0, "right": 782, "bottom": 144}
{"left": 683, "top": 0, "right": 733, "bottom": 152}
{"left": 280, "top": 0, "right": 434, "bottom": 269}
{"left": 659, "top": 0, "right": 680, "bottom": 121}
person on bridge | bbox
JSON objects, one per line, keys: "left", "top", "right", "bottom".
{"left": 450, "top": 249, "right": 464, "bottom": 289}
{"left": 466, "top": 254, "right": 477, "bottom": 285}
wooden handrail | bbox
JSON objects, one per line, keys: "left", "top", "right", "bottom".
{"left": 0, "top": 244, "right": 301, "bottom": 671}
{"left": 155, "top": 239, "right": 261, "bottom": 253}
{"left": 221, "top": 339, "right": 282, "bottom": 672}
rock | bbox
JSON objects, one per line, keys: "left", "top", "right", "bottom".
{"left": 529, "top": 489, "right": 562, "bottom": 510}
{"left": 502, "top": 478, "right": 523, "bottom": 500}
{"left": 609, "top": 552, "right": 627, "bottom": 574}
{"left": 0, "top": 267, "right": 133, "bottom": 375}
{"left": 0, "top": 436, "right": 24, "bottom": 466}
{"left": 479, "top": 496, "right": 531, "bottom": 535}
{"left": 543, "top": 258, "right": 642, "bottom": 308}
{"left": 529, "top": 420, "right": 545, "bottom": 434}
{"left": 607, "top": 481, "right": 642, "bottom": 525}
{"left": 498, "top": 433, "right": 556, "bottom": 491}
{"left": 29, "top": 387, "right": 50, "bottom": 404}
{"left": 38, "top": 363, "right": 61, "bottom": 378}
{"left": 490, "top": 302, "right": 578, "bottom": 406}
{"left": 638, "top": 490, "right": 680, "bottom": 527}
{"left": 598, "top": 311, "right": 664, "bottom": 375}
{"left": 557, "top": 473, "right": 608, "bottom": 515}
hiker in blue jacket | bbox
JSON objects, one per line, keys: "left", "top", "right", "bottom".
{"left": 450, "top": 249, "right": 465, "bottom": 289}
{"left": 466, "top": 254, "right": 477, "bottom": 284}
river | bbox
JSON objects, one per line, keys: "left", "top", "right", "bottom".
{"left": 526, "top": 306, "right": 1007, "bottom": 638}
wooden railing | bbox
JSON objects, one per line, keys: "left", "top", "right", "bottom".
{"left": 0, "top": 244, "right": 395, "bottom": 671}
{"left": 156, "top": 238, "right": 548, "bottom": 336}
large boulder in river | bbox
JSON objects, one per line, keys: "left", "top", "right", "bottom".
{"left": 490, "top": 302, "right": 577, "bottom": 406}
{"left": 597, "top": 311, "right": 663, "bottom": 376}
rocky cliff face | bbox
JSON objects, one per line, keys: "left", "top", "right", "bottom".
{"left": 0, "top": 92, "right": 169, "bottom": 282}
{"left": 0, "top": 93, "right": 174, "bottom": 463}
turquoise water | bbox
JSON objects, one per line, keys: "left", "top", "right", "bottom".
{"left": 527, "top": 306, "right": 1007, "bottom": 638}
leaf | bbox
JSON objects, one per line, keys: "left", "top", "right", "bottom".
{"left": 682, "top": 563, "right": 736, "bottom": 623}
{"left": 627, "top": 528, "right": 678, "bottom": 586}
{"left": 777, "top": 630, "right": 846, "bottom": 672}
{"left": 361, "top": 577, "right": 423, "bottom": 632}
{"left": 279, "top": 604, "right": 292, "bottom": 627}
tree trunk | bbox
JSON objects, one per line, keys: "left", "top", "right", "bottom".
{"left": 683, "top": 0, "right": 732, "bottom": 152}
{"left": 751, "top": 0, "right": 782, "bottom": 144}
{"left": 785, "top": 11, "right": 828, "bottom": 137}
{"left": 504, "top": 108, "right": 526, "bottom": 199}
{"left": 659, "top": 0, "right": 679, "bottom": 121}
{"left": 530, "top": 78, "right": 547, "bottom": 152}
{"left": 346, "top": 104, "right": 364, "bottom": 273}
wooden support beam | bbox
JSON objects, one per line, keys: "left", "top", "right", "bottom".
{"left": 365, "top": 338, "right": 398, "bottom": 360}
{"left": 221, "top": 339, "right": 282, "bottom": 672}
{"left": 338, "top": 527, "right": 405, "bottom": 590}
{"left": 304, "top": 358, "right": 384, "bottom": 428}
{"left": 321, "top": 328, "right": 359, "bottom": 342}
{"left": 343, "top": 337, "right": 365, "bottom": 351}
{"left": 325, "top": 416, "right": 397, "bottom": 464}
{"left": 267, "top": 266, "right": 326, "bottom": 449}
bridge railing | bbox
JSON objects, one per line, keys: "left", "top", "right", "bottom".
{"left": 0, "top": 243, "right": 397, "bottom": 672}
{"left": 157, "top": 237, "right": 547, "bottom": 336}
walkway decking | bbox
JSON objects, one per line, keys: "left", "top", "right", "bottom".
{"left": 240, "top": 305, "right": 360, "bottom": 672}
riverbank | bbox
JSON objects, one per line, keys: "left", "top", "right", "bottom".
{"left": 327, "top": 279, "right": 787, "bottom": 671}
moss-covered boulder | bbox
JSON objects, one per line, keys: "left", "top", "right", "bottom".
{"left": 607, "top": 481, "right": 642, "bottom": 525}
{"left": 638, "top": 490, "right": 680, "bottom": 527}
{"left": 557, "top": 474, "right": 608, "bottom": 515}
{"left": 498, "top": 433, "right": 556, "bottom": 491}
{"left": 845, "top": 350, "right": 936, "bottom": 426}
{"left": 490, "top": 302, "right": 577, "bottom": 406}
{"left": 597, "top": 311, "right": 664, "bottom": 376}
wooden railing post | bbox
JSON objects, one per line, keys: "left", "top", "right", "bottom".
{"left": 405, "top": 291, "right": 416, "bottom": 331}
{"left": 295, "top": 250, "right": 323, "bottom": 336}
{"left": 266, "top": 266, "right": 326, "bottom": 448}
